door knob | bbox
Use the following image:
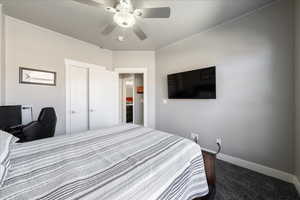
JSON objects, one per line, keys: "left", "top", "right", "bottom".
{"left": 90, "top": 109, "right": 96, "bottom": 112}
{"left": 71, "top": 110, "right": 77, "bottom": 114}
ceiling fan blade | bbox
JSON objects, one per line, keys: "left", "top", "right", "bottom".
{"left": 131, "top": 0, "right": 144, "bottom": 10}
{"left": 133, "top": 26, "right": 147, "bottom": 41}
{"left": 141, "top": 7, "right": 171, "bottom": 18}
{"left": 103, "top": 0, "right": 119, "bottom": 8}
{"left": 101, "top": 23, "right": 117, "bottom": 35}
{"left": 72, "top": 0, "right": 104, "bottom": 8}
{"left": 73, "top": 0, "right": 119, "bottom": 8}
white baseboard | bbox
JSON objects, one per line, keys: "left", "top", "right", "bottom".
{"left": 201, "top": 147, "right": 294, "bottom": 184}
{"left": 294, "top": 176, "right": 300, "bottom": 195}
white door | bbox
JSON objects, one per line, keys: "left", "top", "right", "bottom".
{"left": 89, "top": 68, "right": 119, "bottom": 129}
{"left": 69, "top": 66, "right": 89, "bottom": 133}
{"left": 121, "top": 76, "right": 134, "bottom": 123}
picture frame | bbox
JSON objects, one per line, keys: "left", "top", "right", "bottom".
{"left": 19, "top": 67, "right": 57, "bottom": 86}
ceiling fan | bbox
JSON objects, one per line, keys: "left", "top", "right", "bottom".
{"left": 73, "top": 0, "right": 171, "bottom": 41}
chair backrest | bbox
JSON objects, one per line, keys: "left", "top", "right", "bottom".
{"left": 22, "top": 107, "right": 57, "bottom": 142}
{"left": 38, "top": 107, "right": 57, "bottom": 137}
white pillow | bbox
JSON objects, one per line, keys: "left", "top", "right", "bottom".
{"left": 0, "top": 131, "right": 18, "bottom": 187}
{"left": 0, "top": 131, "right": 17, "bottom": 164}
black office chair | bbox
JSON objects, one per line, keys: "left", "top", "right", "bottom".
{"left": 8, "top": 107, "right": 57, "bottom": 142}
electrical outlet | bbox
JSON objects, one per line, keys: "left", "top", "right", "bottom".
{"left": 191, "top": 133, "right": 199, "bottom": 144}
{"left": 216, "top": 138, "right": 222, "bottom": 146}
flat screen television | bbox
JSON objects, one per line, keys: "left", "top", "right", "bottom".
{"left": 167, "top": 66, "right": 216, "bottom": 99}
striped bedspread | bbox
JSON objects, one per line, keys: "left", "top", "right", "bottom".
{"left": 0, "top": 124, "right": 208, "bottom": 200}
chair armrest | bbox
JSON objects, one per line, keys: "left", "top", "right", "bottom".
{"left": 4, "top": 125, "right": 25, "bottom": 141}
{"left": 7, "top": 124, "right": 24, "bottom": 131}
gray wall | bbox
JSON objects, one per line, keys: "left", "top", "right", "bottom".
{"left": 3, "top": 16, "right": 157, "bottom": 134}
{"left": 295, "top": 0, "right": 300, "bottom": 180}
{"left": 156, "top": 0, "right": 294, "bottom": 173}
{"left": 5, "top": 16, "right": 112, "bottom": 135}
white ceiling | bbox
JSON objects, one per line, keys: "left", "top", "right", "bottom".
{"left": 0, "top": 0, "right": 274, "bottom": 50}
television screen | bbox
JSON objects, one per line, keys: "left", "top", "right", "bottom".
{"left": 0, "top": 105, "right": 22, "bottom": 130}
{"left": 168, "top": 66, "right": 216, "bottom": 99}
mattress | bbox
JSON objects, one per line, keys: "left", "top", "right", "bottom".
{"left": 0, "top": 124, "right": 208, "bottom": 200}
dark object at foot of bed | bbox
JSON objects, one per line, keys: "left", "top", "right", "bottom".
{"left": 202, "top": 150, "right": 216, "bottom": 186}
{"left": 195, "top": 144, "right": 221, "bottom": 200}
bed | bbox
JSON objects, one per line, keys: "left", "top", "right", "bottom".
{"left": 0, "top": 124, "right": 209, "bottom": 200}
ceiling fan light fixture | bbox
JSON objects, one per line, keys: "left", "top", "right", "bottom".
{"left": 134, "top": 9, "right": 143, "bottom": 17}
{"left": 113, "top": 12, "right": 136, "bottom": 28}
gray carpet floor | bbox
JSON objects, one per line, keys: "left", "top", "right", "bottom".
{"left": 207, "top": 160, "right": 299, "bottom": 200}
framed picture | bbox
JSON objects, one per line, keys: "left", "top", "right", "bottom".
{"left": 19, "top": 67, "right": 56, "bottom": 86}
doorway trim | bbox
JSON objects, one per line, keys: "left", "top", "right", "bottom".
{"left": 114, "top": 67, "right": 148, "bottom": 127}
{"left": 64, "top": 59, "right": 106, "bottom": 135}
